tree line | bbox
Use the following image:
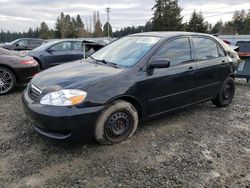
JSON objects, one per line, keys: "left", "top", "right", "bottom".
{"left": 114, "top": 1, "right": 250, "bottom": 37}
{"left": 0, "top": 11, "right": 112, "bottom": 42}
{"left": 1, "top": 0, "right": 250, "bottom": 42}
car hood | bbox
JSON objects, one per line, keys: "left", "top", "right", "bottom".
{"left": 31, "top": 60, "right": 123, "bottom": 91}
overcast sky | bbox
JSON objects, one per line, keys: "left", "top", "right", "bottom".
{"left": 0, "top": 0, "right": 250, "bottom": 32}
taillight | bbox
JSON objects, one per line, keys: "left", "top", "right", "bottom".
{"left": 223, "top": 40, "right": 231, "bottom": 45}
{"left": 21, "top": 59, "right": 36, "bottom": 65}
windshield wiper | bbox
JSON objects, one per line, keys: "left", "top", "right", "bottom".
{"left": 100, "top": 59, "right": 120, "bottom": 69}
{"left": 90, "top": 56, "right": 120, "bottom": 69}
{"left": 89, "top": 56, "right": 101, "bottom": 65}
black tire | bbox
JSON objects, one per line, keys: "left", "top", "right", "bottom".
{"left": 212, "top": 77, "right": 235, "bottom": 107}
{"left": 95, "top": 100, "right": 138, "bottom": 145}
{"left": 0, "top": 67, "right": 16, "bottom": 95}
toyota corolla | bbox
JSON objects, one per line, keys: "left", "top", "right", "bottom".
{"left": 22, "top": 32, "right": 239, "bottom": 145}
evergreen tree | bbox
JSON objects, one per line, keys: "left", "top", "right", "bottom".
{"left": 211, "top": 20, "right": 224, "bottom": 34}
{"left": 152, "top": 0, "right": 183, "bottom": 31}
{"left": 243, "top": 11, "right": 250, "bottom": 34}
{"left": 232, "top": 10, "right": 246, "bottom": 34}
{"left": 64, "top": 14, "right": 73, "bottom": 37}
{"left": 187, "top": 11, "right": 208, "bottom": 33}
{"left": 144, "top": 21, "right": 153, "bottom": 32}
{"left": 93, "top": 11, "right": 103, "bottom": 37}
{"left": 39, "top": 21, "right": 50, "bottom": 39}
{"left": 103, "top": 22, "right": 112, "bottom": 37}
{"left": 75, "top": 15, "right": 86, "bottom": 37}
{"left": 55, "top": 12, "right": 66, "bottom": 38}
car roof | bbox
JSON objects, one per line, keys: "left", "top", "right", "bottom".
{"left": 131, "top": 32, "right": 213, "bottom": 38}
{"left": 17, "top": 38, "right": 46, "bottom": 41}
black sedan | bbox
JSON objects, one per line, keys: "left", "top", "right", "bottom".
{"left": 0, "top": 48, "right": 39, "bottom": 95}
{"left": 22, "top": 32, "right": 240, "bottom": 145}
{"left": 28, "top": 39, "right": 111, "bottom": 70}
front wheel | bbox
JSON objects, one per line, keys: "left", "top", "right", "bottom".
{"left": 0, "top": 67, "right": 16, "bottom": 95}
{"left": 95, "top": 100, "right": 138, "bottom": 145}
{"left": 212, "top": 77, "right": 235, "bottom": 107}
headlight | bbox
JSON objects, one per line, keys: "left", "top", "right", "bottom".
{"left": 40, "top": 89, "right": 87, "bottom": 106}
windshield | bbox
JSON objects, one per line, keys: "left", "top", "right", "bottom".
{"left": 5, "top": 39, "right": 20, "bottom": 45}
{"left": 91, "top": 36, "right": 161, "bottom": 67}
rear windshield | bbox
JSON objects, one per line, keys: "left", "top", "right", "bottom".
{"left": 0, "top": 48, "right": 14, "bottom": 56}
{"left": 236, "top": 41, "right": 250, "bottom": 53}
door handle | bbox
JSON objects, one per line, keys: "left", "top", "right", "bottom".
{"left": 187, "top": 66, "right": 195, "bottom": 72}
{"left": 221, "top": 60, "right": 227, "bottom": 64}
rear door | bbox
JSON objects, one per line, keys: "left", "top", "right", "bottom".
{"left": 146, "top": 37, "right": 198, "bottom": 117}
{"left": 192, "top": 36, "right": 230, "bottom": 100}
{"left": 28, "top": 39, "right": 44, "bottom": 50}
{"left": 41, "top": 41, "right": 72, "bottom": 69}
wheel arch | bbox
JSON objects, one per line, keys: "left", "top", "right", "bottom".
{"left": 32, "top": 57, "right": 43, "bottom": 70}
{"left": 228, "top": 73, "right": 235, "bottom": 79}
{"left": 0, "top": 64, "right": 18, "bottom": 81}
{"left": 106, "top": 95, "right": 143, "bottom": 120}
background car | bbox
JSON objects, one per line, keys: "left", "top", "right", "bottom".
{"left": 0, "top": 47, "right": 39, "bottom": 95}
{"left": 219, "top": 35, "right": 250, "bottom": 82}
{"left": 0, "top": 38, "right": 46, "bottom": 51}
{"left": 27, "top": 38, "right": 113, "bottom": 70}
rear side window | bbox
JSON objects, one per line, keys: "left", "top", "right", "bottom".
{"left": 71, "top": 42, "right": 82, "bottom": 50}
{"left": 29, "top": 40, "right": 43, "bottom": 45}
{"left": 153, "top": 37, "right": 192, "bottom": 66}
{"left": 193, "top": 37, "right": 223, "bottom": 60}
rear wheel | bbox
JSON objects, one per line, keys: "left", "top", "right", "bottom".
{"left": 212, "top": 77, "right": 235, "bottom": 107}
{"left": 95, "top": 100, "right": 138, "bottom": 145}
{"left": 0, "top": 67, "right": 16, "bottom": 95}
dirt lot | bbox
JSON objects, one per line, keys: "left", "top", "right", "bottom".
{"left": 0, "top": 81, "right": 249, "bottom": 188}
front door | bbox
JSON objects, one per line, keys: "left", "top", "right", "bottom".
{"left": 146, "top": 37, "right": 198, "bottom": 117}
{"left": 42, "top": 41, "right": 72, "bottom": 69}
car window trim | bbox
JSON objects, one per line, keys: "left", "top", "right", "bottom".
{"left": 191, "top": 36, "right": 226, "bottom": 61}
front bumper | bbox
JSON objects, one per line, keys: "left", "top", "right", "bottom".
{"left": 22, "top": 89, "right": 104, "bottom": 140}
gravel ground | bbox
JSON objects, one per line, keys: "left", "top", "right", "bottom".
{"left": 0, "top": 81, "right": 249, "bottom": 188}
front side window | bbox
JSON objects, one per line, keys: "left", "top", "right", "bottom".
{"left": 193, "top": 37, "right": 220, "bottom": 60}
{"left": 153, "top": 37, "right": 192, "bottom": 66}
{"left": 16, "top": 40, "right": 28, "bottom": 46}
{"left": 50, "top": 42, "right": 71, "bottom": 51}
{"left": 91, "top": 36, "right": 161, "bottom": 67}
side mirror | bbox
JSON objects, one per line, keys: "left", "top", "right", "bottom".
{"left": 149, "top": 59, "right": 170, "bottom": 69}
{"left": 15, "top": 43, "right": 19, "bottom": 47}
{"left": 47, "top": 49, "right": 55, "bottom": 54}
